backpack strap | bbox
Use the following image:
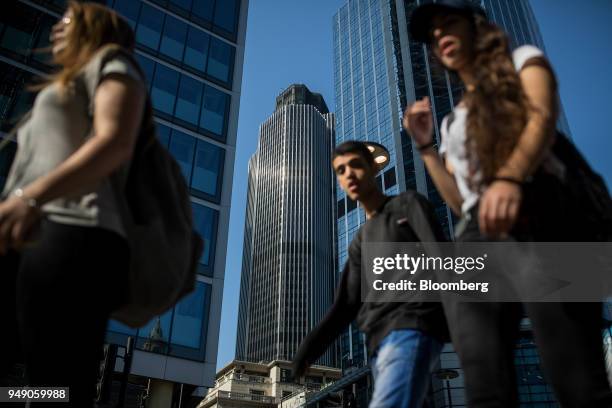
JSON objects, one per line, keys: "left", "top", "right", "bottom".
{"left": 0, "top": 110, "right": 32, "bottom": 152}
{"left": 82, "top": 44, "right": 157, "bottom": 167}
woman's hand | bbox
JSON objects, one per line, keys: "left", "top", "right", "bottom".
{"left": 0, "top": 196, "right": 41, "bottom": 254}
{"left": 403, "top": 97, "right": 464, "bottom": 214}
{"left": 402, "top": 97, "right": 434, "bottom": 147}
{"left": 478, "top": 180, "right": 522, "bottom": 238}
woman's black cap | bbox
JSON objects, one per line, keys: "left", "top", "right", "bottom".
{"left": 409, "top": 0, "right": 487, "bottom": 43}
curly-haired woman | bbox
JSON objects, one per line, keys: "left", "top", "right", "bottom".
{"left": 403, "top": 0, "right": 612, "bottom": 406}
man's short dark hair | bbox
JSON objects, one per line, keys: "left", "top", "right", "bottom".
{"left": 333, "top": 141, "right": 375, "bottom": 167}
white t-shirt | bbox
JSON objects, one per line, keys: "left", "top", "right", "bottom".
{"left": 439, "top": 45, "right": 545, "bottom": 214}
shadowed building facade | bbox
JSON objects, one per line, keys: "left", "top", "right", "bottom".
{"left": 0, "top": 0, "right": 248, "bottom": 405}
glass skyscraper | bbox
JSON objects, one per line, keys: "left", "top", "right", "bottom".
{"left": 333, "top": 0, "right": 573, "bottom": 406}
{"left": 0, "top": 0, "right": 247, "bottom": 404}
{"left": 333, "top": 1, "right": 401, "bottom": 383}
{"left": 235, "top": 84, "right": 338, "bottom": 367}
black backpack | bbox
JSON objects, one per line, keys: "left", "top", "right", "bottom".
{"left": 550, "top": 132, "right": 612, "bottom": 241}
{"left": 83, "top": 45, "right": 204, "bottom": 327}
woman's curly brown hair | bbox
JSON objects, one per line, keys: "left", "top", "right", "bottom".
{"left": 463, "top": 14, "right": 529, "bottom": 185}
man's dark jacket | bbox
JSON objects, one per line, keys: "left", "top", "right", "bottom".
{"left": 292, "top": 191, "right": 449, "bottom": 375}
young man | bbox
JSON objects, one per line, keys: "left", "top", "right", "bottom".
{"left": 292, "top": 141, "right": 448, "bottom": 407}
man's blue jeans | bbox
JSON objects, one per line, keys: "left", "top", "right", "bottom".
{"left": 369, "top": 329, "right": 442, "bottom": 408}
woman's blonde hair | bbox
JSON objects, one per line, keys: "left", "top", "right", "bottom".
{"left": 41, "top": 1, "right": 135, "bottom": 89}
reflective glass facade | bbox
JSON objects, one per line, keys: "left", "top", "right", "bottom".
{"left": 120, "top": 1, "right": 236, "bottom": 88}
{"left": 333, "top": 0, "right": 402, "bottom": 376}
{"left": 106, "top": 281, "right": 213, "bottom": 361}
{"left": 102, "top": 0, "right": 245, "bottom": 373}
{"left": 431, "top": 332, "right": 560, "bottom": 408}
{"left": 0, "top": 0, "right": 247, "bottom": 388}
{"left": 333, "top": 1, "right": 578, "bottom": 406}
{"left": 235, "top": 85, "right": 337, "bottom": 367}
{"left": 332, "top": 0, "right": 575, "bottom": 362}
{"left": 0, "top": 2, "right": 56, "bottom": 133}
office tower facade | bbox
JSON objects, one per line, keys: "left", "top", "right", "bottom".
{"left": 333, "top": 2, "right": 403, "bottom": 381}
{"left": 236, "top": 84, "right": 337, "bottom": 367}
{"left": 0, "top": 0, "right": 248, "bottom": 404}
{"left": 333, "top": 0, "right": 571, "bottom": 406}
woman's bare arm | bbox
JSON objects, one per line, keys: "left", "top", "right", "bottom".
{"left": 479, "top": 59, "right": 558, "bottom": 236}
{"left": 420, "top": 148, "right": 463, "bottom": 215}
{"left": 496, "top": 60, "right": 558, "bottom": 180}
{"left": 403, "top": 97, "right": 464, "bottom": 215}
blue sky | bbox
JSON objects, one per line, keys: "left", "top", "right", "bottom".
{"left": 216, "top": 0, "right": 612, "bottom": 370}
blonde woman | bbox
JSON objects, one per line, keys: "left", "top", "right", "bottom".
{"left": 0, "top": 2, "right": 144, "bottom": 405}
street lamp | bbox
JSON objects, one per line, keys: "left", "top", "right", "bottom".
{"left": 435, "top": 369, "right": 459, "bottom": 408}
{"left": 363, "top": 141, "right": 390, "bottom": 173}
